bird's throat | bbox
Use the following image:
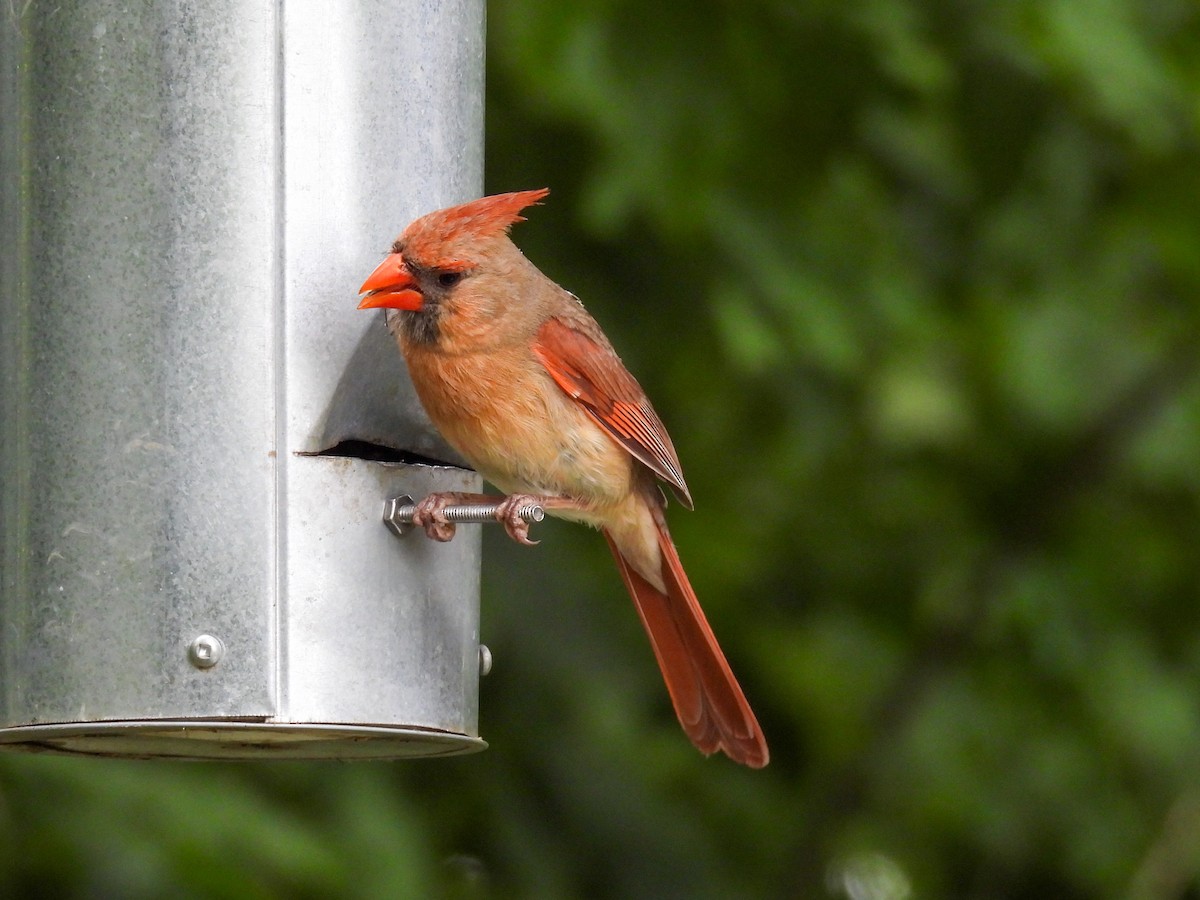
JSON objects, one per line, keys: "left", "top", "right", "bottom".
{"left": 395, "top": 307, "right": 441, "bottom": 347}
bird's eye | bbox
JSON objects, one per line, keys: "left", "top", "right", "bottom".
{"left": 437, "top": 271, "right": 463, "bottom": 288}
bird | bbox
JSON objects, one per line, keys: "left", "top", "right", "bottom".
{"left": 357, "top": 189, "right": 768, "bottom": 767}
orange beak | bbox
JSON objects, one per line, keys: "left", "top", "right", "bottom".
{"left": 357, "top": 253, "right": 424, "bottom": 310}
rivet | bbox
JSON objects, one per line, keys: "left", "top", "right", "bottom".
{"left": 478, "top": 644, "right": 493, "bottom": 677}
{"left": 188, "top": 634, "right": 225, "bottom": 669}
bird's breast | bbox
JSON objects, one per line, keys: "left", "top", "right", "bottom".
{"left": 402, "top": 343, "right": 635, "bottom": 512}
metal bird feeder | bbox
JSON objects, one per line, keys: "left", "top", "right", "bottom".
{"left": 0, "top": 1, "right": 488, "bottom": 759}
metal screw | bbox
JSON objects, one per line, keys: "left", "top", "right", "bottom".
{"left": 188, "top": 634, "right": 225, "bottom": 669}
{"left": 383, "top": 494, "right": 545, "bottom": 538}
{"left": 478, "top": 644, "right": 493, "bottom": 677}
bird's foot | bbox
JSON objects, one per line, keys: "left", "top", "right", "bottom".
{"left": 495, "top": 493, "right": 545, "bottom": 546}
{"left": 410, "top": 492, "right": 479, "bottom": 542}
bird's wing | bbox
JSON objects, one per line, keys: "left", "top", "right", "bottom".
{"left": 533, "top": 316, "right": 693, "bottom": 509}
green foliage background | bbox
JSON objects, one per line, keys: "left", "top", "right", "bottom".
{"left": 4, "top": 1, "right": 1200, "bottom": 897}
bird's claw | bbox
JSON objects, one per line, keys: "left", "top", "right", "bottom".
{"left": 496, "top": 494, "right": 541, "bottom": 546}
{"left": 411, "top": 494, "right": 458, "bottom": 542}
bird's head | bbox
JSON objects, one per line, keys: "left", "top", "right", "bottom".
{"left": 357, "top": 188, "right": 550, "bottom": 322}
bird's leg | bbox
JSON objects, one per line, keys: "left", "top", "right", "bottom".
{"left": 411, "top": 491, "right": 496, "bottom": 542}
{"left": 493, "top": 493, "right": 587, "bottom": 547}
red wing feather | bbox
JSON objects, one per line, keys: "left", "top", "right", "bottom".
{"left": 533, "top": 317, "right": 693, "bottom": 509}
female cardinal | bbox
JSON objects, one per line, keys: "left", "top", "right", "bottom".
{"left": 358, "top": 189, "right": 768, "bottom": 767}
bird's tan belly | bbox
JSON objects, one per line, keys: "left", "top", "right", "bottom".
{"left": 406, "top": 348, "right": 634, "bottom": 515}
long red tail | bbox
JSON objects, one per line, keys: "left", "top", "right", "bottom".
{"left": 603, "top": 522, "right": 769, "bottom": 768}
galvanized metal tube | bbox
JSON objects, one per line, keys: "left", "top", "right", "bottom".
{"left": 0, "top": 0, "right": 487, "bottom": 759}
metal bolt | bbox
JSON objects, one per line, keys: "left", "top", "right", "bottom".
{"left": 188, "top": 634, "right": 225, "bottom": 669}
{"left": 478, "top": 644, "right": 493, "bottom": 677}
{"left": 383, "top": 494, "right": 545, "bottom": 538}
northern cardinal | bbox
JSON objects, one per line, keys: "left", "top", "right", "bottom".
{"left": 358, "top": 189, "right": 768, "bottom": 767}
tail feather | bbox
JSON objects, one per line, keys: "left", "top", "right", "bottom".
{"left": 603, "top": 525, "right": 769, "bottom": 768}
